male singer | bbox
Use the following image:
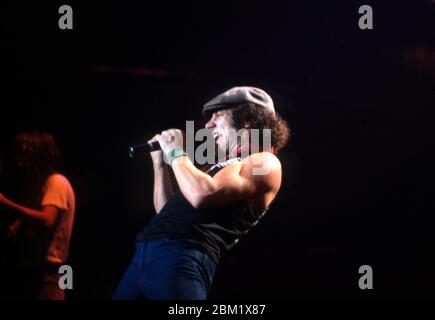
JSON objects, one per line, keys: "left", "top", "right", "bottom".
{"left": 113, "top": 86, "right": 290, "bottom": 300}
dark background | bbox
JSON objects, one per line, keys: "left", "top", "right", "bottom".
{"left": 1, "top": 0, "right": 435, "bottom": 299}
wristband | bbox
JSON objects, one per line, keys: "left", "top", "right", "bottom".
{"left": 164, "top": 148, "right": 188, "bottom": 166}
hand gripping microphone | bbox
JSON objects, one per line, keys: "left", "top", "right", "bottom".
{"left": 128, "top": 141, "right": 160, "bottom": 158}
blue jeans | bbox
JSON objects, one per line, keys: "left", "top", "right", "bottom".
{"left": 112, "top": 237, "right": 217, "bottom": 300}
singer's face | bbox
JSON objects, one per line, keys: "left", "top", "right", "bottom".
{"left": 205, "top": 109, "right": 237, "bottom": 154}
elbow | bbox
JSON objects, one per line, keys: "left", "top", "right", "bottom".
{"left": 43, "top": 213, "right": 57, "bottom": 229}
{"left": 44, "top": 218, "right": 56, "bottom": 229}
{"left": 188, "top": 191, "right": 214, "bottom": 209}
{"left": 184, "top": 180, "right": 218, "bottom": 209}
{"left": 189, "top": 197, "right": 207, "bottom": 209}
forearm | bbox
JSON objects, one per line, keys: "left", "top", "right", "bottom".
{"left": 153, "top": 164, "right": 175, "bottom": 213}
{"left": 1, "top": 198, "right": 47, "bottom": 224}
{"left": 171, "top": 156, "right": 217, "bottom": 207}
{"left": 154, "top": 128, "right": 217, "bottom": 207}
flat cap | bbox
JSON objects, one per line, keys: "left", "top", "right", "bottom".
{"left": 203, "top": 86, "right": 275, "bottom": 116}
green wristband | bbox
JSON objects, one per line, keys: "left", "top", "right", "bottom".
{"left": 164, "top": 148, "right": 188, "bottom": 166}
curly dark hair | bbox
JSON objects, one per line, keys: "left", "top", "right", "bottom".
{"left": 230, "top": 103, "right": 291, "bottom": 153}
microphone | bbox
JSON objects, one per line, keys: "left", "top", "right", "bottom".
{"left": 129, "top": 141, "right": 160, "bottom": 158}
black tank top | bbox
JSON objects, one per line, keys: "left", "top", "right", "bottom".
{"left": 136, "top": 157, "right": 267, "bottom": 263}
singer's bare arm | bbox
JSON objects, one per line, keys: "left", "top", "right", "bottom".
{"left": 153, "top": 128, "right": 281, "bottom": 210}
{"left": 171, "top": 152, "right": 281, "bottom": 210}
{"left": 150, "top": 149, "right": 174, "bottom": 214}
